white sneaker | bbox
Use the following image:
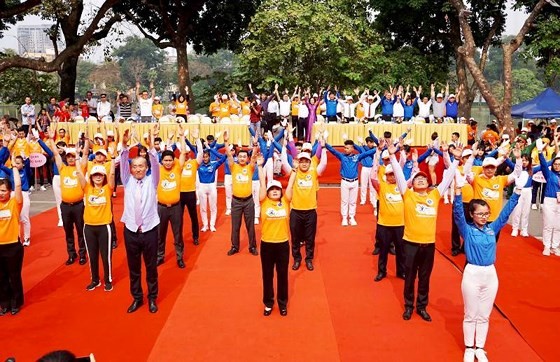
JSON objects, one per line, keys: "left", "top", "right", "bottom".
{"left": 40, "top": 185, "right": 47, "bottom": 191}
{"left": 531, "top": 204, "right": 538, "bottom": 210}
{"left": 254, "top": 218, "right": 259, "bottom": 225}
{"left": 210, "top": 226, "right": 216, "bottom": 232}
{"left": 201, "top": 226, "right": 208, "bottom": 232}
{"left": 552, "top": 248, "right": 560, "bottom": 256}
{"left": 359, "top": 201, "right": 366, "bottom": 205}
{"left": 474, "top": 348, "right": 488, "bottom": 362}
{"left": 520, "top": 230, "right": 529, "bottom": 237}
{"left": 58, "top": 220, "right": 63, "bottom": 227}
{"left": 511, "top": 229, "right": 518, "bottom": 237}
{"left": 444, "top": 198, "right": 449, "bottom": 204}
{"left": 225, "top": 209, "right": 231, "bottom": 216}
{"left": 349, "top": 217, "right": 357, "bottom": 226}
{"left": 341, "top": 218, "right": 348, "bottom": 226}
{"left": 373, "top": 208, "right": 377, "bottom": 217}
{"left": 543, "top": 247, "right": 551, "bottom": 256}
{"left": 22, "top": 239, "right": 30, "bottom": 247}
{"left": 29, "top": 186, "right": 35, "bottom": 191}
{"left": 463, "top": 348, "right": 475, "bottom": 362}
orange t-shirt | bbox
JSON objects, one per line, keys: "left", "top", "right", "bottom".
{"left": 180, "top": 159, "right": 198, "bottom": 192}
{"left": 83, "top": 184, "right": 112, "bottom": 225}
{"left": 0, "top": 198, "right": 23, "bottom": 244}
{"left": 403, "top": 188, "right": 441, "bottom": 244}
{"left": 60, "top": 164, "right": 85, "bottom": 203}
{"left": 291, "top": 168, "right": 319, "bottom": 210}
{"left": 157, "top": 161, "right": 181, "bottom": 205}
{"left": 472, "top": 174, "right": 508, "bottom": 221}
{"left": 377, "top": 181, "right": 404, "bottom": 227}
{"left": 261, "top": 196, "right": 290, "bottom": 243}
{"left": 231, "top": 163, "right": 253, "bottom": 197}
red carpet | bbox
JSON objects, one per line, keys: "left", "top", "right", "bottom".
{"left": 0, "top": 188, "right": 553, "bottom": 361}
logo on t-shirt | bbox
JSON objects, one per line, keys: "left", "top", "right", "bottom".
{"left": 161, "top": 180, "right": 177, "bottom": 190}
{"left": 266, "top": 207, "right": 287, "bottom": 218}
{"left": 482, "top": 188, "right": 499, "bottom": 200}
{"left": 88, "top": 195, "right": 106, "bottom": 206}
{"left": 415, "top": 204, "right": 436, "bottom": 216}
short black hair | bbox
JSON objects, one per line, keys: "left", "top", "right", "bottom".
{"left": 161, "top": 150, "right": 175, "bottom": 160}
{"left": 56, "top": 141, "right": 67, "bottom": 148}
{"left": 344, "top": 140, "right": 354, "bottom": 146}
{"left": 365, "top": 137, "right": 374, "bottom": 143}
{"left": 295, "top": 142, "right": 303, "bottom": 148}
{"left": 452, "top": 132, "right": 460, "bottom": 138}
{"left": 17, "top": 127, "right": 25, "bottom": 133}
{"left": 207, "top": 135, "right": 215, "bottom": 142}
{"left": 154, "top": 137, "right": 162, "bottom": 143}
{"left": 237, "top": 149, "right": 249, "bottom": 157}
{"left": 468, "top": 199, "right": 490, "bottom": 215}
{"left": 383, "top": 131, "right": 392, "bottom": 139}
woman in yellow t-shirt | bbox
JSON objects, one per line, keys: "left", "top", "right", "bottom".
{"left": 76, "top": 161, "right": 116, "bottom": 292}
{"left": 152, "top": 96, "right": 164, "bottom": 120}
{"left": 257, "top": 156, "right": 292, "bottom": 317}
{"left": 0, "top": 168, "right": 24, "bottom": 315}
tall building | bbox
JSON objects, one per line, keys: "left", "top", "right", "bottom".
{"left": 16, "top": 24, "right": 65, "bottom": 60}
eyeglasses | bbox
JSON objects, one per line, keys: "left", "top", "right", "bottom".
{"left": 473, "top": 212, "right": 490, "bottom": 217}
{"left": 553, "top": 163, "right": 560, "bottom": 167}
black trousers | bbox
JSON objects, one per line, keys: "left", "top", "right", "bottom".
{"left": 84, "top": 224, "right": 112, "bottom": 284}
{"left": 124, "top": 226, "right": 159, "bottom": 301}
{"left": 532, "top": 181, "right": 545, "bottom": 205}
{"left": 231, "top": 196, "right": 256, "bottom": 250}
{"left": 290, "top": 209, "right": 317, "bottom": 261}
{"left": 376, "top": 225, "right": 405, "bottom": 276}
{"left": 180, "top": 191, "right": 199, "bottom": 241}
{"left": 260, "top": 241, "right": 289, "bottom": 309}
{"left": 451, "top": 203, "right": 471, "bottom": 253}
{"left": 60, "top": 201, "right": 86, "bottom": 258}
{"left": 157, "top": 203, "right": 184, "bottom": 262}
{"left": 297, "top": 117, "right": 308, "bottom": 140}
{"left": 0, "top": 242, "right": 24, "bottom": 309}
{"left": 291, "top": 115, "right": 298, "bottom": 137}
{"left": 402, "top": 240, "right": 435, "bottom": 310}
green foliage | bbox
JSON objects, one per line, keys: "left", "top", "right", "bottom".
{"left": 525, "top": 13, "right": 560, "bottom": 87}
{"left": 491, "top": 68, "right": 545, "bottom": 103}
{"left": 112, "top": 36, "right": 166, "bottom": 86}
{"left": 75, "top": 60, "right": 97, "bottom": 97}
{"left": 0, "top": 66, "right": 59, "bottom": 105}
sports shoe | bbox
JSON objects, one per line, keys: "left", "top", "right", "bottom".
{"left": 210, "top": 226, "right": 216, "bottom": 232}
{"left": 254, "top": 218, "right": 259, "bottom": 225}
{"left": 29, "top": 186, "right": 35, "bottom": 191}
{"left": 104, "top": 282, "right": 113, "bottom": 292}
{"left": 40, "top": 185, "right": 47, "bottom": 191}
{"left": 349, "top": 217, "right": 357, "bottom": 226}
{"left": 341, "top": 218, "right": 348, "bottom": 226}
{"left": 86, "top": 281, "right": 101, "bottom": 291}
{"left": 520, "top": 230, "right": 529, "bottom": 237}
{"left": 373, "top": 208, "right": 377, "bottom": 217}
{"left": 443, "top": 198, "right": 449, "bottom": 204}
{"left": 474, "top": 348, "right": 488, "bottom": 362}
{"left": 531, "top": 204, "right": 538, "bottom": 210}
{"left": 552, "top": 248, "right": 560, "bottom": 256}
{"left": 22, "top": 239, "right": 30, "bottom": 247}
{"left": 463, "top": 347, "right": 475, "bottom": 362}
{"left": 225, "top": 209, "right": 231, "bottom": 216}
{"left": 359, "top": 201, "right": 365, "bottom": 205}
{"left": 543, "top": 247, "right": 551, "bottom": 256}
{"left": 511, "top": 229, "right": 518, "bottom": 237}
{"left": 201, "top": 225, "right": 208, "bottom": 232}
{"left": 58, "top": 220, "right": 63, "bottom": 227}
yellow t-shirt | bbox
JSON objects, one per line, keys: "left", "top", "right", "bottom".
{"left": 83, "top": 184, "right": 112, "bottom": 225}
{"left": 209, "top": 102, "right": 220, "bottom": 117}
{"left": 355, "top": 103, "right": 365, "bottom": 119}
{"left": 403, "top": 188, "right": 441, "bottom": 244}
{"left": 473, "top": 174, "right": 509, "bottom": 221}
{"left": 152, "top": 104, "right": 164, "bottom": 119}
{"left": 291, "top": 168, "right": 318, "bottom": 210}
{"left": 29, "top": 140, "right": 43, "bottom": 154}
{"left": 180, "top": 159, "right": 198, "bottom": 192}
{"left": 107, "top": 141, "right": 118, "bottom": 159}
{"left": 60, "top": 164, "right": 85, "bottom": 203}
{"left": 291, "top": 101, "right": 299, "bottom": 116}
{"left": 218, "top": 103, "right": 231, "bottom": 118}
{"left": 176, "top": 100, "right": 188, "bottom": 116}
{"left": 458, "top": 165, "right": 479, "bottom": 203}
{"left": 261, "top": 196, "right": 290, "bottom": 243}
{"left": 232, "top": 163, "right": 253, "bottom": 198}
{"left": 229, "top": 100, "right": 240, "bottom": 115}
{"left": 377, "top": 181, "right": 404, "bottom": 227}
{"left": 241, "top": 101, "right": 251, "bottom": 116}
{"left": 0, "top": 198, "right": 23, "bottom": 244}
{"left": 13, "top": 138, "right": 30, "bottom": 158}
{"left": 158, "top": 161, "right": 181, "bottom": 204}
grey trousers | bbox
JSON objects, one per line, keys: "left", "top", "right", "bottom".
{"left": 231, "top": 196, "right": 256, "bottom": 250}
{"left": 157, "top": 203, "right": 184, "bottom": 261}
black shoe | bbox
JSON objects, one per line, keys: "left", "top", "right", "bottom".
{"left": 403, "top": 308, "right": 413, "bottom": 320}
{"left": 227, "top": 248, "right": 239, "bottom": 256}
{"left": 157, "top": 258, "right": 164, "bottom": 266}
{"left": 86, "top": 281, "right": 101, "bottom": 291}
{"left": 280, "top": 309, "right": 287, "bottom": 316}
{"left": 292, "top": 261, "right": 301, "bottom": 270}
{"left": 148, "top": 299, "right": 158, "bottom": 313}
{"left": 0, "top": 307, "right": 8, "bottom": 316}
{"left": 104, "top": 282, "right": 113, "bottom": 292}
{"left": 374, "top": 273, "right": 386, "bottom": 282}
{"left": 65, "top": 256, "right": 75, "bottom": 266}
{"left": 193, "top": 238, "right": 199, "bottom": 246}
{"left": 372, "top": 247, "right": 380, "bottom": 255}
{"left": 264, "top": 307, "right": 272, "bottom": 316}
{"left": 416, "top": 309, "right": 432, "bottom": 322}
{"left": 111, "top": 241, "right": 117, "bottom": 249}
{"left": 451, "top": 250, "right": 460, "bottom": 256}
{"left": 305, "top": 260, "right": 314, "bottom": 271}
{"left": 249, "top": 247, "right": 259, "bottom": 256}
{"left": 177, "top": 259, "right": 185, "bottom": 269}
{"left": 79, "top": 256, "right": 87, "bottom": 265}
{"left": 397, "top": 273, "right": 406, "bottom": 280}
{"left": 10, "top": 307, "right": 20, "bottom": 315}
{"left": 127, "top": 299, "right": 143, "bottom": 313}
{"left": 389, "top": 244, "right": 396, "bottom": 255}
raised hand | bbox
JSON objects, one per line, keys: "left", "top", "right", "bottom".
{"left": 412, "top": 149, "right": 418, "bottom": 162}
{"left": 192, "top": 128, "right": 199, "bottom": 139}
{"left": 441, "top": 142, "right": 449, "bottom": 153}
{"left": 292, "top": 158, "right": 300, "bottom": 170}
{"left": 451, "top": 145, "right": 464, "bottom": 159}
{"left": 387, "top": 142, "right": 398, "bottom": 155}
{"left": 256, "top": 154, "right": 265, "bottom": 167}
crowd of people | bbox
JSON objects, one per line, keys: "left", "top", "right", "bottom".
{"left": 1, "top": 87, "right": 558, "bottom": 362}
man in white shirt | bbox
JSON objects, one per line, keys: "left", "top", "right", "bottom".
{"left": 86, "top": 91, "right": 98, "bottom": 118}
{"left": 136, "top": 81, "right": 156, "bottom": 123}
{"left": 363, "top": 93, "right": 381, "bottom": 122}
{"left": 96, "top": 94, "right": 112, "bottom": 121}
{"left": 20, "top": 96, "right": 35, "bottom": 135}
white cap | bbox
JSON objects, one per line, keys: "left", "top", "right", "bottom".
{"left": 482, "top": 157, "right": 498, "bottom": 167}
{"left": 154, "top": 96, "right": 161, "bottom": 101}
{"left": 502, "top": 134, "right": 510, "bottom": 139}
{"left": 384, "top": 164, "right": 394, "bottom": 175}
{"left": 297, "top": 152, "right": 312, "bottom": 160}
{"left": 312, "top": 93, "right": 318, "bottom": 98}
{"left": 143, "top": 132, "right": 149, "bottom": 139}
{"left": 90, "top": 165, "right": 106, "bottom": 175}
{"left": 550, "top": 119, "right": 557, "bottom": 123}
{"left": 381, "top": 150, "right": 390, "bottom": 159}
{"left": 521, "top": 127, "right": 529, "bottom": 133}
{"left": 221, "top": 94, "right": 228, "bottom": 100}
{"left": 95, "top": 149, "right": 108, "bottom": 157}
{"left": 436, "top": 93, "right": 443, "bottom": 98}
{"left": 94, "top": 133, "right": 103, "bottom": 139}
{"left": 367, "top": 95, "right": 374, "bottom": 100}
{"left": 302, "top": 142, "right": 312, "bottom": 151}
{"left": 527, "top": 119, "right": 535, "bottom": 124}
{"left": 346, "top": 96, "right": 353, "bottom": 100}
{"left": 461, "top": 149, "right": 473, "bottom": 158}
{"left": 64, "top": 148, "right": 77, "bottom": 156}
{"left": 106, "top": 130, "right": 114, "bottom": 137}
{"left": 266, "top": 180, "right": 282, "bottom": 191}
{"left": 448, "top": 94, "right": 456, "bottom": 98}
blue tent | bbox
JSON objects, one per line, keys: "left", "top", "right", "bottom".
{"left": 511, "top": 88, "right": 560, "bottom": 119}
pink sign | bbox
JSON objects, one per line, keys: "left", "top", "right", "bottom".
{"left": 29, "top": 153, "right": 47, "bottom": 168}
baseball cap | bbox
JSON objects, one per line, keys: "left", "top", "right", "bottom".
{"left": 94, "top": 132, "right": 103, "bottom": 139}
{"left": 482, "top": 157, "right": 498, "bottom": 167}
{"left": 448, "top": 94, "right": 456, "bottom": 98}
{"left": 297, "top": 152, "right": 312, "bottom": 160}
{"left": 106, "top": 130, "right": 114, "bottom": 137}
{"left": 64, "top": 148, "right": 77, "bottom": 156}
{"left": 436, "top": 93, "right": 443, "bottom": 98}
{"left": 154, "top": 96, "right": 161, "bottom": 101}
{"left": 90, "top": 165, "right": 106, "bottom": 176}
{"left": 266, "top": 180, "right": 282, "bottom": 191}
{"left": 381, "top": 150, "right": 390, "bottom": 159}
{"left": 95, "top": 149, "right": 108, "bottom": 157}
{"left": 302, "top": 142, "right": 312, "bottom": 151}
{"left": 384, "top": 164, "right": 394, "bottom": 175}
{"left": 412, "top": 171, "right": 429, "bottom": 181}
{"left": 461, "top": 149, "right": 473, "bottom": 158}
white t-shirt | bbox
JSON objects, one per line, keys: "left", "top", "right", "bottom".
{"left": 279, "top": 100, "right": 291, "bottom": 117}
{"left": 393, "top": 101, "right": 404, "bottom": 117}
{"left": 298, "top": 102, "right": 309, "bottom": 118}
{"left": 267, "top": 100, "right": 279, "bottom": 114}
{"left": 138, "top": 98, "right": 153, "bottom": 117}
{"left": 418, "top": 100, "right": 432, "bottom": 118}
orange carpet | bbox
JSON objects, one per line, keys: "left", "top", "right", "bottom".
{"left": 0, "top": 188, "right": 552, "bottom": 361}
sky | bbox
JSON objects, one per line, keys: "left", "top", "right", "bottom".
{"left": 0, "top": 5, "right": 532, "bottom": 63}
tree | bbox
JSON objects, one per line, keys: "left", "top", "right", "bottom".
{"left": 490, "top": 68, "right": 545, "bottom": 104}
{"left": 88, "top": 61, "right": 121, "bottom": 93}
{"left": 525, "top": 12, "right": 560, "bottom": 87}
{"left": 75, "top": 60, "right": 97, "bottom": 98}
{"left": 0, "top": 0, "right": 122, "bottom": 102}
{"left": 0, "top": 0, "right": 41, "bottom": 36}
{"left": 450, "top": 0, "right": 550, "bottom": 136}
{"left": 112, "top": 36, "right": 165, "bottom": 88}
{"left": 114, "top": 0, "right": 261, "bottom": 110}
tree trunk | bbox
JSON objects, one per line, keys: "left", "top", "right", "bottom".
{"left": 500, "top": 45, "right": 515, "bottom": 136}
{"left": 175, "top": 41, "right": 194, "bottom": 112}
{"left": 58, "top": 54, "right": 79, "bottom": 102}
{"left": 455, "top": 53, "right": 473, "bottom": 118}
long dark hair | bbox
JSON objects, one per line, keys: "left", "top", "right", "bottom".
{"left": 521, "top": 154, "right": 533, "bottom": 176}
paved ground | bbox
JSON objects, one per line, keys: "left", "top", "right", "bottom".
{"left": 29, "top": 185, "right": 545, "bottom": 239}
